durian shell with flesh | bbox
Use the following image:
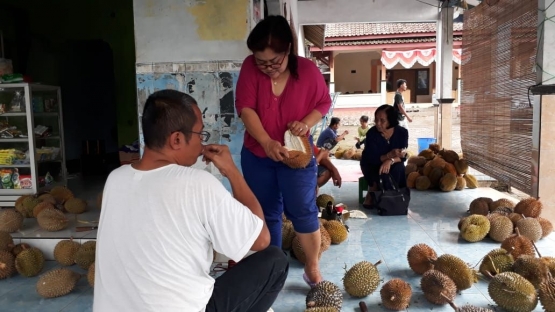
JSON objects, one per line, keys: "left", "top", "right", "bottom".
{"left": 488, "top": 272, "right": 538, "bottom": 312}
{"left": 37, "top": 208, "right": 69, "bottom": 232}
{"left": 36, "top": 268, "right": 82, "bottom": 298}
{"left": 282, "top": 131, "right": 312, "bottom": 169}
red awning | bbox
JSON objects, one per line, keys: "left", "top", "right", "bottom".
{"left": 381, "top": 48, "right": 462, "bottom": 69}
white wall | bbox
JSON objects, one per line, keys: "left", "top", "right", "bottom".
{"left": 334, "top": 52, "right": 375, "bottom": 93}
{"left": 133, "top": 0, "right": 251, "bottom": 63}
{"left": 298, "top": 0, "right": 438, "bottom": 25}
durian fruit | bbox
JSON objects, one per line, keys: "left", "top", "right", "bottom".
{"left": 538, "top": 275, "right": 555, "bottom": 312}
{"left": 509, "top": 212, "right": 524, "bottom": 227}
{"left": 429, "top": 143, "right": 441, "bottom": 153}
{"left": 443, "top": 162, "right": 457, "bottom": 176}
{"left": 433, "top": 254, "right": 478, "bottom": 291}
{"left": 14, "top": 195, "right": 29, "bottom": 217}
{"left": 405, "top": 163, "right": 418, "bottom": 175}
{"left": 428, "top": 167, "right": 444, "bottom": 188}
{"left": 53, "top": 238, "right": 81, "bottom": 266}
{"left": 0, "top": 231, "right": 13, "bottom": 251}
{"left": 0, "top": 250, "right": 15, "bottom": 279}
{"left": 10, "top": 243, "right": 30, "bottom": 257}
{"left": 439, "top": 173, "right": 458, "bottom": 192}
{"left": 469, "top": 197, "right": 492, "bottom": 216}
{"left": 88, "top": 262, "right": 95, "bottom": 287}
{"left": 460, "top": 214, "right": 490, "bottom": 242}
{"left": 38, "top": 193, "right": 57, "bottom": 205}
{"left": 32, "top": 201, "right": 55, "bottom": 218}
{"left": 36, "top": 268, "right": 82, "bottom": 298}
{"left": 488, "top": 272, "right": 538, "bottom": 312}
{"left": 429, "top": 156, "right": 447, "bottom": 169}
{"left": 305, "top": 308, "right": 338, "bottom": 312}
{"left": 320, "top": 226, "right": 331, "bottom": 252}
{"left": 64, "top": 198, "right": 88, "bottom": 214}
{"left": 501, "top": 228, "right": 536, "bottom": 259}
{"left": 292, "top": 236, "right": 323, "bottom": 264}
{"left": 37, "top": 208, "right": 69, "bottom": 231}
{"left": 516, "top": 217, "right": 543, "bottom": 242}
{"left": 15, "top": 246, "right": 44, "bottom": 277}
{"left": 512, "top": 255, "right": 550, "bottom": 289}
{"left": 454, "top": 159, "right": 469, "bottom": 175}
{"left": 20, "top": 196, "right": 41, "bottom": 218}
{"left": 538, "top": 217, "right": 554, "bottom": 238}
{"left": 540, "top": 256, "right": 555, "bottom": 277}
{"left": 379, "top": 278, "right": 412, "bottom": 310}
{"left": 282, "top": 131, "right": 312, "bottom": 168}
{"left": 334, "top": 147, "right": 345, "bottom": 159}
{"left": 415, "top": 176, "right": 431, "bottom": 191}
{"left": 342, "top": 148, "right": 356, "bottom": 160}
{"left": 305, "top": 281, "right": 343, "bottom": 311}
{"left": 353, "top": 149, "right": 363, "bottom": 161}
{"left": 407, "top": 243, "right": 437, "bottom": 275}
{"left": 407, "top": 156, "right": 427, "bottom": 167}
{"left": 420, "top": 269, "right": 457, "bottom": 305}
{"left": 322, "top": 220, "right": 348, "bottom": 245}
{"left": 418, "top": 149, "right": 435, "bottom": 160}
{"left": 96, "top": 192, "right": 103, "bottom": 209}
{"left": 316, "top": 194, "right": 334, "bottom": 209}
{"left": 439, "top": 149, "right": 459, "bottom": 163}
{"left": 75, "top": 241, "right": 96, "bottom": 270}
{"left": 455, "top": 176, "right": 466, "bottom": 190}
{"left": 489, "top": 198, "right": 516, "bottom": 213}
{"left": 446, "top": 299, "right": 494, "bottom": 312}
{"left": 479, "top": 248, "right": 514, "bottom": 277}
{"left": 49, "top": 186, "right": 75, "bottom": 204}
{"left": 457, "top": 217, "right": 467, "bottom": 231}
{"left": 464, "top": 174, "right": 478, "bottom": 189}
{"left": 422, "top": 161, "right": 433, "bottom": 176}
{"left": 281, "top": 220, "right": 295, "bottom": 250}
{"left": 343, "top": 260, "right": 382, "bottom": 297}
{"left": 488, "top": 216, "right": 514, "bottom": 242}
{"left": 0, "top": 209, "right": 24, "bottom": 233}
{"left": 492, "top": 207, "right": 513, "bottom": 216}
{"left": 514, "top": 197, "right": 543, "bottom": 218}
{"left": 407, "top": 172, "right": 420, "bottom": 189}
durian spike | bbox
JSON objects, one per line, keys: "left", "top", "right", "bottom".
{"left": 358, "top": 301, "right": 368, "bottom": 312}
{"left": 531, "top": 240, "right": 542, "bottom": 258}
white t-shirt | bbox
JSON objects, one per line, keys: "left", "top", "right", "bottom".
{"left": 93, "top": 164, "right": 263, "bottom": 312}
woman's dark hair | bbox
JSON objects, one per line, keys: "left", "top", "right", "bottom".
{"left": 397, "top": 79, "right": 407, "bottom": 88}
{"left": 329, "top": 117, "right": 341, "bottom": 127}
{"left": 375, "top": 104, "right": 399, "bottom": 129}
{"left": 360, "top": 115, "right": 369, "bottom": 122}
{"left": 142, "top": 90, "right": 198, "bottom": 150}
{"left": 247, "top": 15, "right": 298, "bottom": 79}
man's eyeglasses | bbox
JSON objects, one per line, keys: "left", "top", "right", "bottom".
{"left": 255, "top": 54, "right": 286, "bottom": 70}
{"left": 175, "top": 130, "right": 211, "bottom": 143}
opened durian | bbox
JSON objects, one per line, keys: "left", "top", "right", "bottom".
{"left": 0, "top": 250, "right": 15, "bottom": 279}
{"left": 460, "top": 214, "right": 490, "bottom": 242}
{"left": 54, "top": 238, "right": 81, "bottom": 266}
{"left": 420, "top": 269, "right": 457, "bottom": 305}
{"left": 37, "top": 208, "right": 69, "bottom": 231}
{"left": 36, "top": 268, "right": 82, "bottom": 298}
{"left": 305, "top": 281, "right": 343, "bottom": 311}
{"left": 479, "top": 248, "right": 514, "bottom": 277}
{"left": 433, "top": 254, "right": 478, "bottom": 291}
{"left": 0, "top": 231, "right": 13, "bottom": 252}
{"left": 407, "top": 243, "right": 437, "bottom": 275}
{"left": 0, "top": 209, "right": 24, "bottom": 233}
{"left": 322, "top": 220, "right": 348, "bottom": 245}
{"left": 75, "top": 241, "right": 96, "bottom": 270}
{"left": 500, "top": 228, "right": 535, "bottom": 259}
{"left": 488, "top": 272, "right": 538, "bottom": 312}
{"left": 15, "top": 246, "right": 44, "bottom": 277}
{"left": 282, "top": 131, "right": 312, "bottom": 169}
{"left": 343, "top": 260, "right": 382, "bottom": 297}
{"left": 380, "top": 278, "right": 412, "bottom": 310}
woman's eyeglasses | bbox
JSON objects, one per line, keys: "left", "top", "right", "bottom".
{"left": 255, "top": 54, "right": 286, "bottom": 69}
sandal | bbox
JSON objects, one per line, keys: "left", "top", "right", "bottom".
{"left": 303, "top": 273, "right": 318, "bottom": 288}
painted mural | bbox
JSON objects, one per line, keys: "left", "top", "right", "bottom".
{"left": 135, "top": 61, "right": 244, "bottom": 190}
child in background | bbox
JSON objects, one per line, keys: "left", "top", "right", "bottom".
{"left": 355, "top": 115, "right": 369, "bottom": 146}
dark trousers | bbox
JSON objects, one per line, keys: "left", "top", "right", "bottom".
{"left": 206, "top": 246, "right": 289, "bottom": 312}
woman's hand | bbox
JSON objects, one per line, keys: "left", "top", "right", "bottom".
{"left": 262, "top": 140, "right": 290, "bottom": 162}
{"left": 379, "top": 159, "right": 393, "bottom": 175}
{"left": 287, "top": 121, "right": 309, "bottom": 136}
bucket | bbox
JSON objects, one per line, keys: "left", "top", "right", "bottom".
{"left": 417, "top": 138, "right": 437, "bottom": 154}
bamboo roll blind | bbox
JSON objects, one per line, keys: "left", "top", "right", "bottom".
{"left": 461, "top": 0, "right": 537, "bottom": 194}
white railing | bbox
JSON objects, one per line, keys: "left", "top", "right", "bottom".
{"left": 335, "top": 94, "right": 383, "bottom": 108}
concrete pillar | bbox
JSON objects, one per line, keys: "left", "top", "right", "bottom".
{"left": 435, "top": 3, "right": 454, "bottom": 149}
{"left": 371, "top": 59, "right": 378, "bottom": 93}
{"left": 531, "top": 0, "right": 555, "bottom": 224}
{"left": 381, "top": 63, "right": 387, "bottom": 104}
{"left": 329, "top": 52, "right": 335, "bottom": 93}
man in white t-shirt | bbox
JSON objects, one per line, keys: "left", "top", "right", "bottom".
{"left": 93, "top": 89, "right": 288, "bottom": 312}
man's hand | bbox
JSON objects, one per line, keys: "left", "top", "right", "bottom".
{"left": 287, "top": 121, "right": 309, "bottom": 136}
{"left": 202, "top": 144, "right": 238, "bottom": 177}
{"left": 379, "top": 160, "right": 392, "bottom": 175}
{"left": 262, "top": 140, "right": 289, "bottom": 162}
{"left": 331, "top": 169, "right": 342, "bottom": 188}
{"left": 407, "top": 116, "right": 413, "bottom": 123}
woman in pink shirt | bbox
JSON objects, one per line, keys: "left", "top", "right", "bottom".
{"left": 235, "top": 15, "right": 331, "bottom": 286}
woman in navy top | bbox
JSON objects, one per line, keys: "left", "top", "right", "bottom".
{"left": 360, "top": 104, "right": 409, "bottom": 208}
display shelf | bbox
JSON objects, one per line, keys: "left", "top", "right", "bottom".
{"left": 0, "top": 83, "right": 67, "bottom": 206}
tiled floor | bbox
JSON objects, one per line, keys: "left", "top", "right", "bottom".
{"left": 1, "top": 174, "right": 553, "bottom": 311}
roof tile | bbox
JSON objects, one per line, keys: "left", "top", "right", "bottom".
{"left": 325, "top": 22, "right": 463, "bottom": 37}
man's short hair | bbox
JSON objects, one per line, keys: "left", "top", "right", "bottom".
{"left": 397, "top": 79, "right": 407, "bottom": 88}
{"left": 142, "top": 90, "right": 198, "bottom": 150}
{"left": 329, "top": 117, "right": 341, "bottom": 127}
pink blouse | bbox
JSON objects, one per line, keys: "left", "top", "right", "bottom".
{"left": 235, "top": 55, "right": 331, "bottom": 158}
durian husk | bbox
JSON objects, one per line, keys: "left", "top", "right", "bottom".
{"left": 53, "top": 238, "right": 81, "bottom": 266}
{"left": 0, "top": 231, "right": 13, "bottom": 252}
{"left": 37, "top": 208, "right": 69, "bottom": 232}
{"left": 420, "top": 269, "right": 457, "bottom": 305}
{"left": 343, "top": 260, "right": 381, "bottom": 297}
{"left": 282, "top": 131, "right": 312, "bottom": 169}
{"left": 15, "top": 247, "right": 44, "bottom": 277}
{"left": 407, "top": 243, "right": 437, "bottom": 275}
{"left": 322, "top": 220, "right": 348, "bottom": 244}
{"left": 433, "top": 254, "right": 478, "bottom": 291}
{"left": 488, "top": 272, "right": 538, "bottom": 312}
{"left": 0, "top": 250, "right": 16, "bottom": 279}
{"left": 514, "top": 197, "right": 542, "bottom": 218}
{"left": 36, "top": 268, "right": 82, "bottom": 298}
{"left": 460, "top": 214, "right": 490, "bottom": 242}
{"left": 380, "top": 278, "right": 412, "bottom": 310}
{"left": 0, "top": 209, "right": 24, "bottom": 233}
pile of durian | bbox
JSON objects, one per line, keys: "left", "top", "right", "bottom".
{"left": 333, "top": 147, "right": 363, "bottom": 161}
{"left": 406, "top": 143, "right": 477, "bottom": 192}
{"left": 0, "top": 186, "right": 99, "bottom": 234}
{"left": 0, "top": 231, "right": 96, "bottom": 298}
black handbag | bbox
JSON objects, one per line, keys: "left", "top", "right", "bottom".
{"left": 370, "top": 175, "right": 410, "bottom": 216}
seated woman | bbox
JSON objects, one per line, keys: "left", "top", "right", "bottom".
{"left": 360, "top": 104, "right": 408, "bottom": 208}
